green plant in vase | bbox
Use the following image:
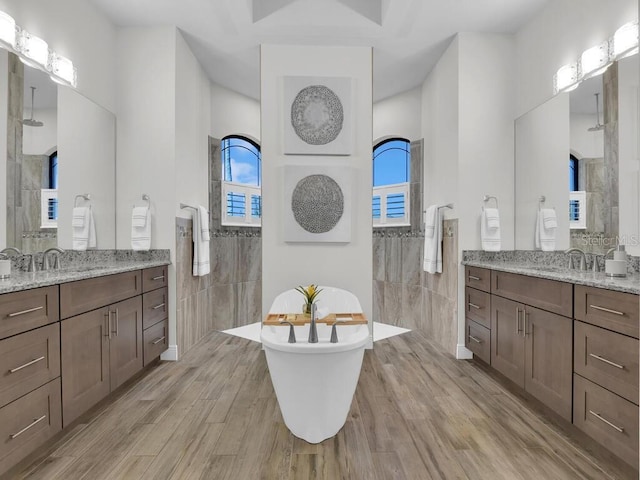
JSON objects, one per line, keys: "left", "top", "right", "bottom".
{"left": 296, "top": 284, "right": 322, "bottom": 315}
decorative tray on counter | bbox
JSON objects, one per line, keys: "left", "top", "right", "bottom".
{"left": 263, "top": 312, "right": 368, "bottom": 326}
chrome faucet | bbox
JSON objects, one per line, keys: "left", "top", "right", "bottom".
{"left": 564, "top": 248, "right": 588, "bottom": 270}
{"left": 280, "top": 320, "right": 297, "bottom": 343}
{"left": 0, "top": 247, "right": 34, "bottom": 272}
{"left": 42, "top": 247, "right": 65, "bottom": 270}
{"left": 308, "top": 303, "right": 318, "bottom": 343}
{"left": 0, "top": 247, "right": 21, "bottom": 256}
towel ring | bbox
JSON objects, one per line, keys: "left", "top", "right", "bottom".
{"left": 483, "top": 195, "right": 498, "bottom": 209}
{"left": 74, "top": 193, "right": 91, "bottom": 207}
{"left": 538, "top": 196, "right": 546, "bottom": 211}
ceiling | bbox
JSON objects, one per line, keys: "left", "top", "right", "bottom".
{"left": 88, "top": 0, "right": 550, "bottom": 101}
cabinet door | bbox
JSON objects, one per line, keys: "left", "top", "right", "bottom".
{"left": 490, "top": 295, "right": 525, "bottom": 387}
{"left": 61, "top": 308, "right": 110, "bottom": 426}
{"left": 109, "top": 296, "right": 143, "bottom": 391}
{"left": 523, "top": 305, "right": 572, "bottom": 421}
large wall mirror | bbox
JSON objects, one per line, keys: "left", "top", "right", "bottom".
{"left": 1, "top": 50, "right": 116, "bottom": 254}
{"left": 515, "top": 52, "right": 639, "bottom": 255}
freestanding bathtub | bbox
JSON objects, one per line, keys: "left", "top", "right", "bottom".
{"left": 262, "top": 287, "right": 369, "bottom": 444}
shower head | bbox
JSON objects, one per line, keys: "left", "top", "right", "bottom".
{"left": 22, "top": 86, "right": 43, "bottom": 127}
{"left": 587, "top": 93, "right": 604, "bottom": 132}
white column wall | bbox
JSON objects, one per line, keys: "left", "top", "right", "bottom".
{"left": 373, "top": 86, "right": 422, "bottom": 142}
{"left": 260, "top": 45, "right": 373, "bottom": 336}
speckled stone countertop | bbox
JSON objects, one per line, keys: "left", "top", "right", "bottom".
{"left": 462, "top": 259, "right": 640, "bottom": 295}
{"left": 0, "top": 259, "right": 170, "bottom": 295}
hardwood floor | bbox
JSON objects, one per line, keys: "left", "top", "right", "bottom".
{"left": 10, "top": 330, "right": 637, "bottom": 480}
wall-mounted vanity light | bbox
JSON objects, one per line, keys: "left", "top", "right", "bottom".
{"left": 0, "top": 9, "right": 77, "bottom": 88}
{"left": 553, "top": 20, "right": 638, "bottom": 95}
{"left": 0, "top": 11, "right": 16, "bottom": 50}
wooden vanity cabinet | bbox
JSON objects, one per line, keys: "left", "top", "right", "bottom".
{"left": 464, "top": 267, "right": 492, "bottom": 364}
{"left": 61, "top": 272, "right": 143, "bottom": 426}
{"left": 490, "top": 274, "right": 573, "bottom": 421}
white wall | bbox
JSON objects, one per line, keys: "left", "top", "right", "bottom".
{"left": 175, "top": 31, "right": 211, "bottom": 219}
{"left": 0, "top": 0, "right": 117, "bottom": 113}
{"left": 516, "top": 0, "right": 637, "bottom": 117}
{"left": 373, "top": 86, "right": 422, "bottom": 142}
{"left": 58, "top": 87, "right": 116, "bottom": 250}
{"left": 22, "top": 108, "right": 57, "bottom": 156}
{"left": 210, "top": 83, "right": 260, "bottom": 141}
{"left": 570, "top": 114, "right": 604, "bottom": 159}
{"left": 515, "top": 94, "right": 570, "bottom": 249}
{"left": 261, "top": 45, "right": 373, "bottom": 336}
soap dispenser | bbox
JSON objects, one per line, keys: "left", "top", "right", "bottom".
{"left": 605, "top": 244, "right": 627, "bottom": 277}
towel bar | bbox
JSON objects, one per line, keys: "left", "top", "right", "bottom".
{"left": 180, "top": 203, "right": 209, "bottom": 214}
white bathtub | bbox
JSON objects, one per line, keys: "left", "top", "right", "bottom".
{"left": 261, "top": 321, "right": 369, "bottom": 444}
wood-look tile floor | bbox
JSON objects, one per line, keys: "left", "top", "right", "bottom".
{"left": 12, "top": 331, "right": 637, "bottom": 480}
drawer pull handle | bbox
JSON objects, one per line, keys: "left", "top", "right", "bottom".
{"left": 468, "top": 303, "right": 480, "bottom": 309}
{"left": 9, "top": 356, "right": 46, "bottom": 373}
{"left": 152, "top": 275, "right": 165, "bottom": 281}
{"left": 589, "top": 411, "right": 624, "bottom": 433}
{"left": 589, "top": 353, "right": 624, "bottom": 369}
{"left": 10, "top": 415, "right": 47, "bottom": 439}
{"left": 152, "top": 303, "right": 166, "bottom": 310}
{"left": 152, "top": 336, "right": 166, "bottom": 345}
{"left": 468, "top": 335, "right": 482, "bottom": 344}
{"left": 7, "top": 306, "right": 43, "bottom": 318}
{"left": 589, "top": 305, "right": 625, "bottom": 316}
{"left": 468, "top": 275, "right": 481, "bottom": 281}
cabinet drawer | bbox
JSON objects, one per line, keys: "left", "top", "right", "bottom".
{"left": 465, "top": 266, "right": 490, "bottom": 293}
{"left": 491, "top": 270, "right": 572, "bottom": 317}
{"left": 0, "top": 323, "right": 60, "bottom": 408}
{"left": 0, "top": 378, "right": 61, "bottom": 474}
{"left": 573, "top": 374, "right": 638, "bottom": 469}
{"left": 60, "top": 270, "right": 141, "bottom": 319}
{"left": 465, "top": 319, "right": 490, "bottom": 364}
{"left": 574, "top": 285, "right": 638, "bottom": 339}
{"left": 465, "top": 287, "right": 490, "bottom": 328}
{"left": 142, "top": 266, "right": 168, "bottom": 293}
{"left": 574, "top": 321, "right": 638, "bottom": 404}
{"left": 144, "top": 319, "right": 168, "bottom": 366}
{"left": 0, "top": 286, "right": 59, "bottom": 340}
{"left": 142, "top": 287, "right": 168, "bottom": 330}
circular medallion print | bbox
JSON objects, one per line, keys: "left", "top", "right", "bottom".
{"left": 291, "top": 175, "right": 344, "bottom": 233}
{"left": 290, "top": 85, "right": 344, "bottom": 145}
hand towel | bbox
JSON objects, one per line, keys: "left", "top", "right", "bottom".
{"left": 481, "top": 209, "right": 501, "bottom": 251}
{"left": 198, "top": 205, "right": 210, "bottom": 242}
{"left": 535, "top": 209, "right": 556, "bottom": 251}
{"left": 72, "top": 207, "right": 96, "bottom": 250}
{"left": 423, "top": 205, "right": 442, "bottom": 274}
{"left": 484, "top": 208, "right": 500, "bottom": 230}
{"left": 193, "top": 205, "right": 210, "bottom": 276}
{"left": 131, "top": 207, "right": 151, "bottom": 251}
{"left": 542, "top": 208, "right": 558, "bottom": 229}
{"left": 131, "top": 206, "right": 148, "bottom": 228}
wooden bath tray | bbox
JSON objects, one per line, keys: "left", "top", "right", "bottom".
{"left": 263, "top": 312, "right": 367, "bottom": 326}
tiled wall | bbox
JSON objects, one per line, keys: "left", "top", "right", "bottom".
{"left": 373, "top": 219, "right": 459, "bottom": 356}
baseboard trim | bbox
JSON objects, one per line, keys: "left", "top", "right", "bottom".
{"left": 456, "top": 344, "right": 473, "bottom": 360}
{"left": 161, "top": 345, "right": 178, "bottom": 361}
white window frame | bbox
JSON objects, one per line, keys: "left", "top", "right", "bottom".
{"left": 40, "top": 189, "right": 58, "bottom": 228}
{"left": 222, "top": 181, "right": 261, "bottom": 227}
{"left": 373, "top": 182, "right": 410, "bottom": 227}
{"left": 569, "top": 190, "right": 587, "bottom": 229}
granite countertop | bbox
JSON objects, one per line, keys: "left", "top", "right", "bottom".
{"left": 462, "top": 260, "right": 640, "bottom": 295}
{"left": 0, "top": 259, "right": 171, "bottom": 295}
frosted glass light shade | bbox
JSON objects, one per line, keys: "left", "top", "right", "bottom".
{"left": 553, "top": 63, "right": 579, "bottom": 94}
{"left": 0, "top": 11, "right": 16, "bottom": 49}
{"left": 51, "top": 53, "right": 77, "bottom": 87}
{"left": 18, "top": 30, "right": 49, "bottom": 68}
{"left": 612, "top": 21, "right": 639, "bottom": 60}
{"left": 580, "top": 41, "right": 611, "bottom": 79}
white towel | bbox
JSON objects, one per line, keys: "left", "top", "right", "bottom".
{"left": 535, "top": 209, "right": 556, "bottom": 251}
{"left": 72, "top": 207, "right": 96, "bottom": 251}
{"left": 131, "top": 207, "right": 151, "bottom": 251}
{"left": 131, "top": 206, "right": 148, "bottom": 228}
{"left": 542, "top": 208, "right": 558, "bottom": 229}
{"left": 481, "top": 209, "right": 501, "bottom": 251}
{"left": 192, "top": 205, "right": 210, "bottom": 276}
{"left": 484, "top": 208, "right": 500, "bottom": 230}
{"left": 198, "top": 205, "right": 210, "bottom": 242}
{"left": 423, "top": 205, "right": 442, "bottom": 274}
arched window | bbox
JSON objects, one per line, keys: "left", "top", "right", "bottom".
{"left": 41, "top": 151, "right": 58, "bottom": 228}
{"left": 221, "top": 136, "right": 261, "bottom": 226}
{"left": 569, "top": 154, "right": 579, "bottom": 192}
{"left": 372, "top": 138, "right": 410, "bottom": 226}
{"left": 569, "top": 154, "right": 586, "bottom": 228}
